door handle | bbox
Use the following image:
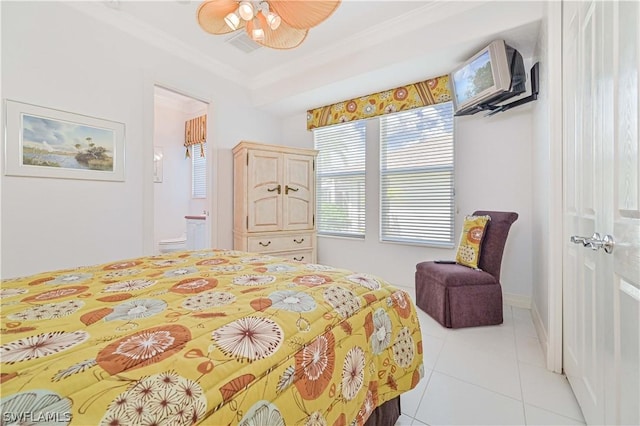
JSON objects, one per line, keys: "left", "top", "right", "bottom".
{"left": 267, "top": 184, "right": 281, "bottom": 194}
{"left": 570, "top": 233, "right": 615, "bottom": 254}
{"left": 285, "top": 185, "right": 299, "bottom": 195}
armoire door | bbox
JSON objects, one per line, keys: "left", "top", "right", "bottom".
{"left": 563, "top": 1, "right": 639, "bottom": 424}
{"left": 247, "top": 149, "right": 283, "bottom": 232}
{"left": 282, "top": 153, "right": 315, "bottom": 231}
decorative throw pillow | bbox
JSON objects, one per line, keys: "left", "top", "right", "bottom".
{"left": 455, "top": 215, "right": 491, "bottom": 269}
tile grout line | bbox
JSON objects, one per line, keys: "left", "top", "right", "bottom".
{"left": 409, "top": 366, "right": 436, "bottom": 424}
{"left": 431, "top": 369, "right": 525, "bottom": 405}
{"left": 410, "top": 315, "right": 447, "bottom": 425}
{"left": 511, "top": 306, "right": 530, "bottom": 425}
{"left": 403, "top": 305, "right": 586, "bottom": 426}
{"left": 513, "top": 308, "right": 586, "bottom": 424}
{"left": 426, "top": 311, "right": 527, "bottom": 403}
{"left": 514, "top": 310, "right": 584, "bottom": 425}
{"left": 523, "top": 401, "right": 587, "bottom": 424}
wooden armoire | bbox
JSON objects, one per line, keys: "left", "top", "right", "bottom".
{"left": 233, "top": 141, "right": 318, "bottom": 263}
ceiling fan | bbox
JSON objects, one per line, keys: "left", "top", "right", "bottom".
{"left": 197, "top": 0, "right": 342, "bottom": 49}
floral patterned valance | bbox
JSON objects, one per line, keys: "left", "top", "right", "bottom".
{"left": 306, "top": 75, "right": 451, "bottom": 130}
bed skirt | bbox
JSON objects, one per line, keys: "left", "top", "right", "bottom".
{"left": 365, "top": 396, "right": 401, "bottom": 426}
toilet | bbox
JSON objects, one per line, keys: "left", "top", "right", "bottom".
{"left": 158, "top": 235, "right": 187, "bottom": 253}
{"left": 157, "top": 215, "right": 207, "bottom": 254}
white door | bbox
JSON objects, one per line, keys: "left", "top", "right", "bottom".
{"left": 563, "top": 1, "right": 639, "bottom": 425}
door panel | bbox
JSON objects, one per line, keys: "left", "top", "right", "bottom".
{"left": 613, "top": 2, "right": 640, "bottom": 424}
{"left": 565, "top": 248, "right": 579, "bottom": 368}
{"left": 248, "top": 150, "right": 282, "bottom": 232}
{"left": 618, "top": 278, "right": 639, "bottom": 426}
{"left": 564, "top": 2, "right": 581, "bottom": 383}
{"left": 616, "top": 1, "right": 639, "bottom": 214}
{"left": 283, "top": 154, "right": 314, "bottom": 230}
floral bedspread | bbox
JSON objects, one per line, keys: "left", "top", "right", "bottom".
{"left": 0, "top": 250, "right": 424, "bottom": 425}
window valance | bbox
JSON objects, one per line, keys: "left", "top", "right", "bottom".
{"left": 184, "top": 114, "right": 207, "bottom": 158}
{"left": 306, "top": 75, "right": 451, "bottom": 130}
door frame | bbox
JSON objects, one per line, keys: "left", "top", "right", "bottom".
{"left": 142, "top": 72, "right": 219, "bottom": 254}
{"left": 532, "top": 0, "right": 564, "bottom": 375}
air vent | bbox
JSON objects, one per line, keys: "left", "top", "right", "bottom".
{"left": 103, "top": 0, "right": 120, "bottom": 9}
{"left": 226, "top": 32, "right": 262, "bottom": 53}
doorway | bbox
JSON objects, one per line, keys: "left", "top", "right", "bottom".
{"left": 153, "top": 85, "right": 212, "bottom": 253}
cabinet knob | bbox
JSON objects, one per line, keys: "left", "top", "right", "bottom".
{"left": 293, "top": 256, "right": 304, "bottom": 261}
{"left": 293, "top": 238, "right": 304, "bottom": 244}
{"left": 259, "top": 241, "right": 271, "bottom": 247}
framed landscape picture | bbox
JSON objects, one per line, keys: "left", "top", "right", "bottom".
{"left": 4, "top": 100, "right": 125, "bottom": 181}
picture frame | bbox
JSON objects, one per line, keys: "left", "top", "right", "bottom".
{"left": 4, "top": 100, "right": 125, "bottom": 181}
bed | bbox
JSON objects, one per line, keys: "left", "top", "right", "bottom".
{"left": 0, "top": 249, "right": 424, "bottom": 425}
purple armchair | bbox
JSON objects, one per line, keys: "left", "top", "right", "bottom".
{"left": 415, "top": 211, "right": 518, "bottom": 328}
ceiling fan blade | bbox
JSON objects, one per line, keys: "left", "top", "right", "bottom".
{"left": 197, "top": 0, "right": 243, "bottom": 34}
{"left": 269, "top": 0, "right": 341, "bottom": 30}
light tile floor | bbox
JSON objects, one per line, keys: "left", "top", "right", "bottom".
{"left": 397, "top": 290, "right": 585, "bottom": 426}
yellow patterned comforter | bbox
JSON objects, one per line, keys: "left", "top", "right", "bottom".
{"left": 0, "top": 250, "right": 424, "bottom": 425}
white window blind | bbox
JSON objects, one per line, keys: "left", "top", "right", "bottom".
{"left": 314, "top": 121, "right": 366, "bottom": 238}
{"left": 192, "top": 143, "right": 206, "bottom": 199}
{"left": 380, "top": 103, "right": 454, "bottom": 246}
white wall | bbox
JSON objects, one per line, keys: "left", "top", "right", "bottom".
{"left": 1, "top": 2, "right": 281, "bottom": 278}
{"left": 282, "top": 106, "right": 534, "bottom": 299}
{"left": 455, "top": 106, "right": 534, "bottom": 300}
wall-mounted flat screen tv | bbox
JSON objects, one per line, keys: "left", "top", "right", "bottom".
{"left": 449, "top": 39, "right": 525, "bottom": 116}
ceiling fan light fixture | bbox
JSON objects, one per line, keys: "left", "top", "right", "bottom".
{"left": 251, "top": 18, "right": 265, "bottom": 41}
{"left": 265, "top": 11, "right": 281, "bottom": 30}
{"left": 238, "top": 1, "right": 254, "bottom": 21}
{"left": 224, "top": 11, "right": 240, "bottom": 30}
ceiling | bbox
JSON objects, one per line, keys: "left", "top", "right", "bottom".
{"left": 70, "top": 0, "right": 544, "bottom": 117}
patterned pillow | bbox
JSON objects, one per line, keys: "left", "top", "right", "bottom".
{"left": 455, "top": 215, "right": 491, "bottom": 269}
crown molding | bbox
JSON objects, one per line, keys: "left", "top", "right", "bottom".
{"left": 247, "top": 1, "right": 489, "bottom": 91}
{"left": 64, "top": 1, "right": 489, "bottom": 95}
{"left": 65, "top": 2, "right": 247, "bottom": 87}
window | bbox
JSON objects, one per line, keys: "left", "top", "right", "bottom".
{"left": 313, "top": 121, "right": 366, "bottom": 238}
{"left": 192, "top": 143, "right": 206, "bottom": 198}
{"left": 380, "top": 103, "right": 455, "bottom": 246}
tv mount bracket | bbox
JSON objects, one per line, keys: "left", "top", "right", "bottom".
{"left": 481, "top": 62, "right": 540, "bottom": 116}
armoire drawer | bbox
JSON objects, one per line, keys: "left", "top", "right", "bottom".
{"left": 275, "top": 250, "right": 313, "bottom": 263}
{"left": 247, "top": 233, "right": 312, "bottom": 252}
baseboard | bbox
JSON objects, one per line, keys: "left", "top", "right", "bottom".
{"left": 503, "top": 292, "right": 531, "bottom": 309}
{"left": 531, "top": 301, "right": 551, "bottom": 369}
